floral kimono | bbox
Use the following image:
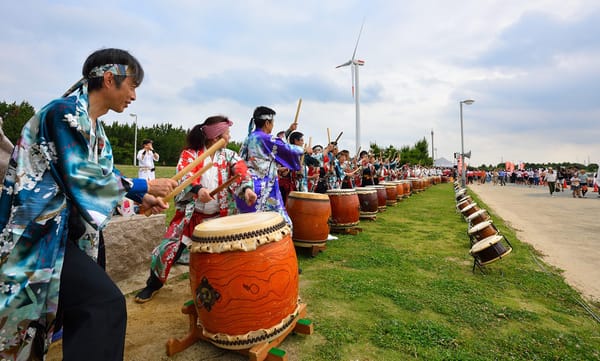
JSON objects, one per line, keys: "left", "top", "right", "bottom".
{"left": 0, "top": 90, "right": 140, "bottom": 359}
{"left": 235, "top": 129, "right": 303, "bottom": 226}
{"left": 150, "top": 147, "right": 252, "bottom": 282}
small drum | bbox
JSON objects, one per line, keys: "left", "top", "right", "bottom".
{"left": 456, "top": 197, "right": 473, "bottom": 211}
{"left": 327, "top": 188, "right": 360, "bottom": 230}
{"left": 381, "top": 182, "right": 397, "bottom": 206}
{"left": 455, "top": 188, "right": 468, "bottom": 202}
{"left": 355, "top": 187, "right": 378, "bottom": 220}
{"left": 189, "top": 212, "right": 300, "bottom": 350}
{"left": 287, "top": 191, "right": 331, "bottom": 243}
{"left": 467, "top": 220, "right": 499, "bottom": 244}
{"left": 372, "top": 185, "right": 387, "bottom": 212}
{"left": 460, "top": 202, "right": 480, "bottom": 218}
{"left": 470, "top": 234, "right": 512, "bottom": 266}
{"left": 466, "top": 209, "right": 490, "bottom": 227}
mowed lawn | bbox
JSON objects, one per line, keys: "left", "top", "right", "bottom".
{"left": 115, "top": 165, "right": 600, "bottom": 360}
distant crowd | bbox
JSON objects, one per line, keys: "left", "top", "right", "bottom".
{"left": 463, "top": 167, "right": 600, "bottom": 198}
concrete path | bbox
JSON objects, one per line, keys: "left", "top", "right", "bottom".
{"left": 467, "top": 182, "right": 599, "bottom": 302}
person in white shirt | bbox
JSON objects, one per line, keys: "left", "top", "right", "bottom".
{"left": 137, "top": 139, "right": 159, "bottom": 179}
{"left": 545, "top": 167, "right": 557, "bottom": 196}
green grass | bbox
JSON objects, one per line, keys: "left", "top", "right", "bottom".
{"left": 288, "top": 183, "right": 600, "bottom": 361}
{"left": 115, "top": 165, "right": 600, "bottom": 360}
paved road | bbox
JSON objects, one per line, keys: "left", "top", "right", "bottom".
{"left": 467, "top": 182, "right": 599, "bottom": 302}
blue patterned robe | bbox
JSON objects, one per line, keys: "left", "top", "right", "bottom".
{"left": 235, "top": 129, "right": 303, "bottom": 225}
{"left": 0, "top": 90, "right": 139, "bottom": 360}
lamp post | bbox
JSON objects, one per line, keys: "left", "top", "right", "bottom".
{"left": 459, "top": 99, "right": 474, "bottom": 187}
{"left": 130, "top": 113, "right": 138, "bottom": 166}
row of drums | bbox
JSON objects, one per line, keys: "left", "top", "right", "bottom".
{"left": 287, "top": 178, "right": 438, "bottom": 244}
{"left": 171, "top": 177, "right": 443, "bottom": 352}
{"left": 454, "top": 184, "right": 513, "bottom": 269}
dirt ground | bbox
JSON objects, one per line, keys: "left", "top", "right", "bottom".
{"left": 466, "top": 182, "right": 600, "bottom": 302}
{"left": 48, "top": 181, "right": 599, "bottom": 360}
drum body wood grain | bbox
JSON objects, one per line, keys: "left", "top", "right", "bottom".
{"left": 381, "top": 182, "right": 398, "bottom": 206}
{"left": 467, "top": 220, "right": 499, "bottom": 244}
{"left": 327, "top": 189, "right": 360, "bottom": 229}
{"left": 287, "top": 191, "right": 331, "bottom": 242}
{"left": 372, "top": 185, "right": 387, "bottom": 212}
{"left": 189, "top": 212, "right": 299, "bottom": 350}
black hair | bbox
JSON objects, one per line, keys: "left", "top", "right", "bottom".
{"left": 186, "top": 115, "right": 230, "bottom": 151}
{"left": 251, "top": 106, "right": 276, "bottom": 129}
{"left": 288, "top": 131, "right": 304, "bottom": 144}
{"left": 83, "top": 48, "right": 144, "bottom": 92}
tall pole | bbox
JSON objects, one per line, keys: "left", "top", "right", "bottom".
{"left": 431, "top": 129, "right": 434, "bottom": 164}
{"left": 130, "top": 113, "right": 137, "bottom": 166}
{"left": 354, "top": 62, "right": 361, "bottom": 155}
{"left": 459, "top": 99, "right": 474, "bottom": 187}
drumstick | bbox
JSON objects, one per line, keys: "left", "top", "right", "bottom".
{"left": 293, "top": 98, "right": 302, "bottom": 124}
{"left": 334, "top": 131, "right": 343, "bottom": 144}
{"left": 327, "top": 128, "right": 331, "bottom": 144}
{"left": 171, "top": 138, "right": 226, "bottom": 182}
{"left": 209, "top": 174, "right": 241, "bottom": 197}
{"left": 143, "top": 162, "right": 214, "bottom": 216}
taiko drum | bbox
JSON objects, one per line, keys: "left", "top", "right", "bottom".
{"left": 372, "top": 185, "right": 387, "bottom": 212}
{"left": 355, "top": 187, "right": 378, "bottom": 220}
{"left": 468, "top": 220, "right": 499, "bottom": 244}
{"left": 470, "top": 234, "right": 512, "bottom": 266}
{"left": 456, "top": 197, "right": 473, "bottom": 211}
{"left": 189, "top": 212, "right": 299, "bottom": 350}
{"left": 286, "top": 191, "right": 331, "bottom": 243}
{"left": 460, "top": 202, "right": 480, "bottom": 218}
{"left": 466, "top": 209, "right": 490, "bottom": 227}
{"left": 400, "top": 180, "right": 411, "bottom": 198}
{"left": 392, "top": 181, "right": 404, "bottom": 200}
{"left": 381, "top": 182, "right": 398, "bottom": 206}
{"left": 327, "top": 188, "right": 360, "bottom": 229}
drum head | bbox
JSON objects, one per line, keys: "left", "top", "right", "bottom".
{"left": 355, "top": 187, "right": 376, "bottom": 194}
{"left": 459, "top": 202, "right": 478, "bottom": 213}
{"left": 457, "top": 197, "right": 472, "bottom": 207}
{"left": 455, "top": 188, "right": 467, "bottom": 196}
{"left": 470, "top": 234, "right": 503, "bottom": 254}
{"left": 327, "top": 188, "right": 357, "bottom": 194}
{"left": 468, "top": 220, "right": 493, "bottom": 235}
{"left": 193, "top": 212, "right": 284, "bottom": 238}
{"left": 288, "top": 191, "right": 329, "bottom": 200}
{"left": 466, "top": 209, "right": 488, "bottom": 221}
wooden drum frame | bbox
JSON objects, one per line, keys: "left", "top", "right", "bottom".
{"left": 467, "top": 220, "right": 499, "bottom": 244}
{"left": 372, "top": 185, "right": 387, "bottom": 212}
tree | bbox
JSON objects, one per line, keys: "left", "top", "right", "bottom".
{"left": 0, "top": 101, "right": 36, "bottom": 144}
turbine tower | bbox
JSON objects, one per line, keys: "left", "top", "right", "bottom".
{"left": 336, "top": 20, "right": 365, "bottom": 155}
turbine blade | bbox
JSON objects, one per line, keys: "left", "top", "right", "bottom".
{"left": 351, "top": 18, "right": 365, "bottom": 60}
{"left": 336, "top": 60, "right": 352, "bottom": 68}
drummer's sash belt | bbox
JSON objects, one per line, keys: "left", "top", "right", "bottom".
{"left": 139, "top": 166, "right": 156, "bottom": 172}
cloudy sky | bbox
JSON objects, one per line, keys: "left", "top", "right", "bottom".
{"left": 2, "top": 1, "right": 600, "bottom": 167}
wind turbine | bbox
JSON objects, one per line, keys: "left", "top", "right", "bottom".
{"left": 336, "top": 20, "right": 365, "bottom": 155}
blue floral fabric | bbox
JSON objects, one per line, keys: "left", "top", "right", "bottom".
{"left": 0, "top": 90, "right": 131, "bottom": 360}
{"left": 235, "top": 129, "right": 303, "bottom": 225}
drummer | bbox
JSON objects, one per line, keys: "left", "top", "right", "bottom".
{"left": 235, "top": 106, "right": 304, "bottom": 227}
{"left": 135, "top": 115, "right": 257, "bottom": 303}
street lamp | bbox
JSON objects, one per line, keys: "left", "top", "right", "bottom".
{"left": 130, "top": 113, "right": 138, "bottom": 166}
{"left": 459, "top": 99, "right": 474, "bottom": 187}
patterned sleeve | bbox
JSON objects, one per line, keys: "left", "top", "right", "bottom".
{"left": 259, "top": 133, "right": 303, "bottom": 171}
{"left": 44, "top": 101, "right": 122, "bottom": 229}
{"left": 225, "top": 149, "right": 254, "bottom": 198}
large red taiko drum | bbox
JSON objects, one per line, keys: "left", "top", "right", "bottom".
{"left": 286, "top": 191, "right": 331, "bottom": 243}
{"left": 189, "top": 212, "right": 300, "bottom": 350}
{"left": 327, "top": 188, "right": 360, "bottom": 230}
{"left": 355, "top": 186, "right": 378, "bottom": 220}
{"left": 381, "top": 182, "right": 398, "bottom": 206}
